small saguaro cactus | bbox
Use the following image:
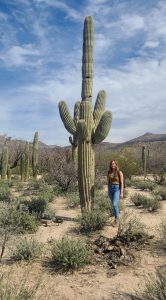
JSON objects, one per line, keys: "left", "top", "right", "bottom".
{"left": 21, "top": 153, "right": 25, "bottom": 182}
{"left": 7, "top": 164, "right": 11, "bottom": 183}
{"left": 32, "top": 131, "right": 38, "bottom": 179}
{"left": 1, "top": 146, "right": 8, "bottom": 180}
{"left": 24, "top": 142, "right": 29, "bottom": 182}
{"left": 142, "top": 146, "right": 147, "bottom": 179}
{"left": 59, "top": 16, "right": 112, "bottom": 211}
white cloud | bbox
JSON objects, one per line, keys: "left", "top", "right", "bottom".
{"left": 0, "top": 45, "right": 41, "bottom": 67}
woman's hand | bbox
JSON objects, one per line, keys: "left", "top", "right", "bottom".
{"left": 120, "top": 192, "right": 124, "bottom": 199}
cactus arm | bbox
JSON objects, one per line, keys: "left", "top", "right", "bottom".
{"left": 93, "top": 90, "right": 106, "bottom": 129}
{"left": 59, "top": 101, "right": 76, "bottom": 135}
{"left": 93, "top": 111, "right": 112, "bottom": 144}
{"left": 74, "top": 101, "right": 81, "bottom": 126}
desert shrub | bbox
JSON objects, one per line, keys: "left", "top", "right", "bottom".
{"left": 38, "top": 186, "right": 55, "bottom": 202}
{"left": 158, "top": 219, "right": 166, "bottom": 250}
{"left": 131, "top": 193, "right": 161, "bottom": 212}
{"left": 0, "top": 206, "right": 38, "bottom": 234}
{"left": 95, "top": 191, "right": 113, "bottom": 214}
{"left": 66, "top": 192, "right": 80, "bottom": 209}
{"left": 0, "top": 206, "right": 38, "bottom": 260}
{"left": 127, "top": 268, "right": 166, "bottom": 300}
{"left": 95, "top": 175, "right": 105, "bottom": 190}
{"left": 117, "top": 212, "right": 149, "bottom": 243}
{"left": 153, "top": 186, "right": 166, "bottom": 200}
{"left": 78, "top": 209, "right": 109, "bottom": 233}
{"left": 20, "top": 197, "right": 47, "bottom": 219}
{"left": 50, "top": 237, "right": 92, "bottom": 271}
{"left": 0, "top": 185, "right": 12, "bottom": 202}
{"left": 131, "top": 193, "right": 148, "bottom": 206}
{"left": 134, "top": 180, "right": 156, "bottom": 191}
{"left": 0, "top": 270, "right": 43, "bottom": 300}
{"left": 12, "top": 237, "right": 42, "bottom": 261}
{"left": 28, "top": 179, "right": 44, "bottom": 191}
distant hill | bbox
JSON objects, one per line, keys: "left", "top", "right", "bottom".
{"left": 121, "top": 132, "right": 166, "bottom": 145}
{"left": 0, "top": 132, "right": 165, "bottom": 171}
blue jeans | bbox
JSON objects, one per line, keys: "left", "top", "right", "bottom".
{"left": 108, "top": 184, "right": 120, "bottom": 219}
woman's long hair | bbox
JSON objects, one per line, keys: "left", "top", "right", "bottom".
{"left": 108, "top": 160, "right": 120, "bottom": 176}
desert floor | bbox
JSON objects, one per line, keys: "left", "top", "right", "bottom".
{"left": 0, "top": 182, "right": 165, "bottom": 300}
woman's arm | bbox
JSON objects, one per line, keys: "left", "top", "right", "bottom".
{"left": 119, "top": 171, "right": 124, "bottom": 198}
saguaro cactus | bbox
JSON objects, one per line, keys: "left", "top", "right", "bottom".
{"left": 142, "top": 146, "right": 147, "bottom": 179}
{"left": 59, "top": 16, "right": 112, "bottom": 211}
{"left": 1, "top": 146, "right": 8, "bottom": 180}
{"left": 21, "top": 153, "right": 25, "bottom": 182}
{"left": 7, "top": 164, "right": 11, "bottom": 183}
{"left": 24, "top": 142, "right": 29, "bottom": 182}
{"left": 32, "top": 131, "right": 38, "bottom": 179}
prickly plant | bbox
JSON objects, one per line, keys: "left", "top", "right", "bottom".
{"left": 7, "top": 164, "right": 11, "bottom": 183}
{"left": 24, "top": 142, "right": 29, "bottom": 182}
{"left": 59, "top": 16, "right": 112, "bottom": 211}
{"left": 21, "top": 153, "right": 25, "bottom": 182}
{"left": 1, "top": 146, "right": 8, "bottom": 180}
{"left": 32, "top": 132, "right": 38, "bottom": 179}
{"left": 142, "top": 146, "right": 147, "bottom": 179}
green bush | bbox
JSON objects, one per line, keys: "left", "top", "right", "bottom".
{"left": 134, "top": 180, "right": 156, "bottom": 191}
{"left": 95, "top": 192, "right": 113, "bottom": 214}
{"left": 38, "top": 186, "right": 55, "bottom": 202}
{"left": 95, "top": 176, "right": 104, "bottom": 190}
{"left": 0, "top": 185, "right": 12, "bottom": 202}
{"left": 78, "top": 209, "right": 109, "bottom": 233}
{"left": 0, "top": 270, "right": 43, "bottom": 300}
{"left": 50, "top": 237, "right": 92, "bottom": 271}
{"left": 131, "top": 193, "right": 161, "bottom": 212}
{"left": 66, "top": 192, "right": 80, "bottom": 209}
{"left": 0, "top": 206, "right": 38, "bottom": 234}
{"left": 117, "top": 212, "right": 149, "bottom": 243}
{"left": 131, "top": 193, "right": 147, "bottom": 206}
{"left": 153, "top": 186, "right": 166, "bottom": 200}
{"left": 158, "top": 219, "right": 166, "bottom": 250}
{"left": 19, "top": 198, "right": 47, "bottom": 219}
{"left": 28, "top": 179, "right": 44, "bottom": 191}
{"left": 128, "top": 268, "right": 166, "bottom": 300}
{"left": 12, "top": 237, "right": 42, "bottom": 261}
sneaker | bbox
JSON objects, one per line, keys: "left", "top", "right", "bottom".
{"left": 112, "top": 218, "right": 119, "bottom": 227}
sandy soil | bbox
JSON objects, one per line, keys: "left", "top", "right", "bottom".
{"left": 0, "top": 185, "right": 165, "bottom": 300}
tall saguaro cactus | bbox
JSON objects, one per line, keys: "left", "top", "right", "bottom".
{"left": 1, "top": 146, "right": 8, "bottom": 180}
{"left": 24, "top": 142, "right": 29, "bottom": 182}
{"left": 32, "top": 132, "right": 38, "bottom": 179}
{"left": 59, "top": 16, "right": 112, "bottom": 211}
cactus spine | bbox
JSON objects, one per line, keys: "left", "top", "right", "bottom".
{"left": 21, "top": 153, "right": 25, "bottom": 182}
{"left": 24, "top": 142, "right": 29, "bottom": 181}
{"left": 32, "top": 132, "right": 38, "bottom": 179}
{"left": 1, "top": 146, "right": 8, "bottom": 180}
{"left": 59, "top": 16, "right": 112, "bottom": 211}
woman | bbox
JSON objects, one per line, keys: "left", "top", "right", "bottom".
{"left": 107, "top": 160, "right": 124, "bottom": 225}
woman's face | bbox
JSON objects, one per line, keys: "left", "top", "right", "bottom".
{"left": 111, "top": 161, "right": 116, "bottom": 169}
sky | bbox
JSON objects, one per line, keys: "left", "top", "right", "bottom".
{"left": 0, "top": 0, "right": 166, "bottom": 146}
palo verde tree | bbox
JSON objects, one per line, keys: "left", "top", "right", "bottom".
{"left": 59, "top": 16, "right": 112, "bottom": 211}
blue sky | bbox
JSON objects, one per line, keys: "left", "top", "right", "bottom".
{"left": 0, "top": 0, "right": 166, "bottom": 145}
